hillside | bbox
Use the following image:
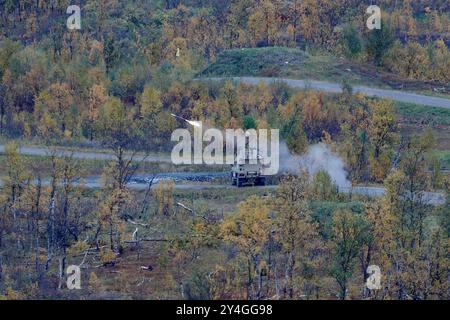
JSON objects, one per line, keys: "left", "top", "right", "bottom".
{"left": 0, "top": 0, "right": 449, "bottom": 302}
{"left": 199, "top": 47, "right": 450, "bottom": 94}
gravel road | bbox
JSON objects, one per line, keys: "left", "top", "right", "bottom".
{"left": 202, "top": 77, "right": 450, "bottom": 109}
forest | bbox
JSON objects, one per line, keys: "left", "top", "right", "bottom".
{"left": 0, "top": 0, "right": 449, "bottom": 300}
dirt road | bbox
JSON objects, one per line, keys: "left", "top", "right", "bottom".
{"left": 202, "top": 77, "right": 450, "bottom": 109}
{"left": 3, "top": 172, "right": 444, "bottom": 205}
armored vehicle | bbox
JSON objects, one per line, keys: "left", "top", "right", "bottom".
{"left": 231, "top": 158, "right": 266, "bottom": 187}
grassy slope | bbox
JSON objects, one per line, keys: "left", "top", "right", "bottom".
{"left": 394, "top": 101, "right": 450, "bottom": 126}
{"left": 394, "top": 101, "right": 450, "bottom": 168}
{"left": 199, "top": 47, "right": 450, "bottom": 93}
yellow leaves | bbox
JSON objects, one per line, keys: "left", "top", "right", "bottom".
{"left": 209, "top": 263, "right": 246, "bottom": 300}
{"left": 429, "top": 154, "right": 444, "bottom": 190}
{"left": 248, "top": 0, "right": 280, "bottom": 45}
{"left": 281, "top": 92, "right": 304, "bottom": 120}
{"left": 365, "top": 198, "right": 395, "bottom": 259}
{"left": 100, "top": 161, "right": 118, "bottom": 189}
{"left": 34, "top": 81, "right": 77, "bottom": 141}
{"left": 88, "top": 40, "right": 104, "bottom": 65}
{"left": 179, "top": 217, "right": 221, "bottom": 251}
{"left": 255, "top": 81, "right": 272, "bottom": 114}
{"left": 220, "top": 195, "right": 272, "bottom": 256}
{"left": 431, "top": 40, "right": 450, "bottom": 82}
{"left": 282, "top": 90, "right": 341, "bottom": 141}
{"left": 186, "top": 8, "right": 221, "bottom": 59}
{"left": 287, "top": 24, "right": 296, "bottom": 46}
{"left": 153, "top": 180, "right": 175, "bottom": 216}
{"left": 193, "top": 221, "right": 205, "bottom": 234}
{"left": 68, "top": 241, "right": 90, "bottom": 256}
{"left": 97, "top": 96, "right": 142, "bottom": 149}
{"left": 298, "top": 0, "right": 338, "bottom": 48}
{"left": 5, "top": 142, "right": 22, "bottom": 169}
{"left": 312, "top": 170, "right": 338, "bottom": 201}
{"left": 0, "top": 287, "right": 22, "bottom": 300}
{"left": 418, "top": 129, "right": 436, "bottom": 152}
{"left": 37, "top": 111, "right": 59, "bottom": 140}
{"left": 22, "top": 122, "right": 32, "bottom": 138}
{"left": 88, "top": 84, "right": 108, "bottom": 121}
{"left": 248, "top": 11, "right": 266, "bottom": 46}
{"left": 88, "top": 272, "right": 102, "bottom": 292}
{"left": 101, "top": 97, "right": 127, "bottom": 127}
{"left": 332, "top": 210, "right": 367, "bottom": 246}
{"left": 256, "top": 118, "right": 269, "bottom": 133}
{"left": 302, "top": 91, "right": 323, "bottom": 125}
{"left": 140, "top": 85, "right": 162, "bottom": 116}
{"left": 87, "top": 66, "right": 109, "bottom": 85}
{"left": 221, "top": 81, "right": 239, "bottom": 110}
{"left": 404, "top": 43, "right": 430, "bottom": 79}
{"left": 381, "top": 40, "right": 449, "bottom": 81}
{"left": 63, "top": 129, "right": 72, "bottom": 139}
{"left": 30, "top": 253, "right": 47, "bottom": 264}
{"left": 388, "top": 0, "right": 416, "bottom": 36}
{"left": 369, "top": 152, "right": 392, "bottom": 182}
{"left": 37, "top": 82, "right": 74, "bottom": 116}
{"left": 190, "top": 100, "right": 208, "bottom": 121}
{"left": 99, "top": 248, "right": 116, "bottom": 266}
{"left": 109, "top": 187, "right": 132, "bottom": 212}
{"left": 276, "top": 173, "right": 311, "bottom": 205}
{"left": 39, "top": 254, "right": 47, "bottom": 264}
{"left": 139, "top": 85, "right": 176, "bottom": 136}
{"left": 368, "top": 99, "right": 396, "bottom": 138}
{"left": 272, "top": 173, "right": 324, "bottom": 298}
{"left": 3, "top": 142, "right": 30, "bottom": 197}
{"left": 165, "top": 37, "right": 191, "bottom": 69}
{"left": 368, "top": 99, "right": 398, "bottom": 181}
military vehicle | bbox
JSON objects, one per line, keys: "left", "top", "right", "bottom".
{"left": 231, "top": 157, "right": 266, "bottom": 187}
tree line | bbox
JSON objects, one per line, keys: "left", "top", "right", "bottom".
{"left": 0, "top": 129, "right": 447, "bottom": 299}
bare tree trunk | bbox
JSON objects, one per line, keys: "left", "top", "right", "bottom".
{"left": 58, "top": 256, "right": 66, "bottom": 290}
{"left": 0, "top": 111, "right": 4, "bottom": 135}
{"left": 0, "top": 255, "right": 3, "bottom": 284}
{"left": 247, "top": 258, "right": 252, "bottom": 300}
{"left": 46, "top": 194, "right": 55, "bottom": 270}
{"left": 109, "top": 218, "right": 114, "bottom": 251}
{"left": 46, "top": 158, "right": 57, "bottom": 270}
{"left": 257, "top": 262, "right": 263, "bottom": 300}
{"left": 274, "top": 266, "right": 280, "bottom": 300}
{"left": 139, "top": 177, "right": 155, "bottom": 219}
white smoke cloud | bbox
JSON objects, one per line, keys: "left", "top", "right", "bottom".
{"left": 279, "top": 142, "right": 351, "bottom": 189}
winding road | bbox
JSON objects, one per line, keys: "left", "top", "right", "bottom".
{"left": 0, "top": 76, "right": 448, "bottom": 205}
{"left": 0, "top": 145, "right": 446, "bottom": 205}
{"left": 1, "top": 76, "right": 448, "bottom": 162}
{"left": 0, "top": 172, "right": 445, "bottom": 205}
{"left": 201, "top": 77, "right": 450, "bottom": 109}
